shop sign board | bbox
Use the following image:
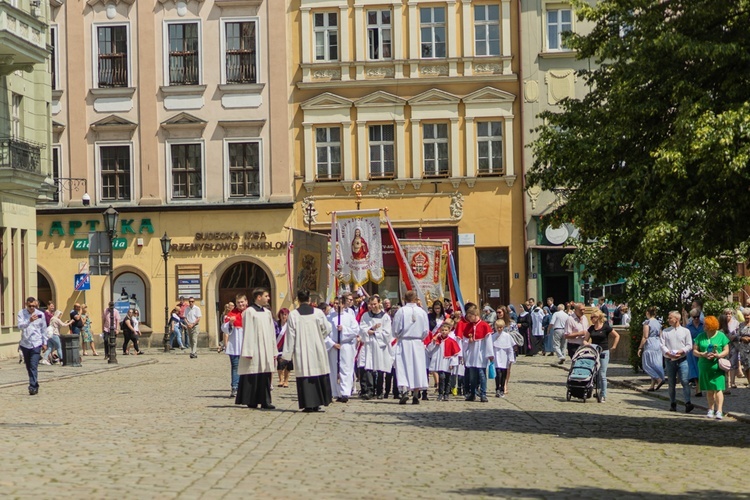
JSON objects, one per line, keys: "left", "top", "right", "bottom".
{"left": 176, "top": 264, "right": 202, "bottom": 300}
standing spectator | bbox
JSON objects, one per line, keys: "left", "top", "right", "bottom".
{"left": 481, "top": 305, "right": 497, "bottom": 326}
{"left": 737, "top": 308, "right": 750, "bottom": 388}
{"left": 282, "top": 289, "right": 333, "bottom": 412}
{"left": 685, "top": 308, "right": 704, "bottom": 397}
{"left": 44, "top": 300, "right": 56, "bottom": 325}
{"left": 122, "top": 309, "right": 143, "bottom": 355}
{"left": 542, "top": 305, "right": 554, "bottom": 356}
{"left": 18, "top": 297, "right": 47, "bottom": 395}
{"left": 584, "top": 309, "right": 619, "bottom": 403}
{"left": 638, "top": 307, "right": 665, "bottom": 391}
{"left": 661, "top": 311, "right": 695, "bottom": 413}
{"left": 564, "top": 303, "right": 589, "bottom": 359}
{"left": 275, "top": 308, "right": 291, "bottom": 388}
{"left": 168, "top": 308, "right": 186, "bottom": 350}
{"left": 219, "top": 302, "right": 234, "bottom": 353}
{"left": 185, "top": 297, "right": 202, "bottom": 359}
{"left": 528, "top": 302, "right": 545, "bottom": 356}
{"left": 177, "top": 297, "right": 189, "bottom": 347}
{"left": 693, "top": 315, "right": 730, "bottom": 419}
{"left": 550, "top": 304, "right": 569, "bottom": 364}
{"left": 508, "top": 304, "right": 518, "bottom": 323}
{"left": 80, "top": 304, "right": 98, "bottom": 356}
{"left": 102, "top": 302, "right": 120, "bottom": 359}
{"left": 43, "top": 310, "right": 69, "bottom": 365}
{"left": 719, "top": 308, "right": 740, "bottom": 391}
{"left": 221, "top": 296, "right": 247, "bottom": 398}
{"left": 597, "top": 297, "right": 610, "bottom": 323}
{"left": 621, "top": 306, "right": 631, "bottom": 327}
{"left": 69, "top": 303, "right": 84, "bottom": 336}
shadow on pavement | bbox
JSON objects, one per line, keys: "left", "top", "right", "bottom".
{"left": 449, "top": 487, "right": 741, "bottom": 499}
{"left": 354, "top": 407, "right": 750, "bottom": 447}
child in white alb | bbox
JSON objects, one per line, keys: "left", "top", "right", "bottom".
{"left": 493, "top": 319, "right": 516, "bottom": 397}
{"left": 427, "top": 320, "right": 461, "bottom": 401}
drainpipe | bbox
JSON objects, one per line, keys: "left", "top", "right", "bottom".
{"left": 516, "top": 0, "right": 531, "bottom": 302}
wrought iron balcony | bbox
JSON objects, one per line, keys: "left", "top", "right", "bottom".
{"left": 0, "top": 137, "right": 42, "bottom": 173}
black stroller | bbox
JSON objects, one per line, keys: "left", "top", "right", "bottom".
{"left": 566, "top": 344, "right": 602, "bottom": 403}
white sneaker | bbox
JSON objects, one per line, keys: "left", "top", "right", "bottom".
{"left": 41, "top": 359, "right": 51, "bottom": 365}
{"left": 706, "top": 409, "right": 715, "bottom": 418}
{"left": 715, "top": 411, "right": 723, "bottom": 420}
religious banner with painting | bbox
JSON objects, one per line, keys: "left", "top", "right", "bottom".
{"left": 399, "top": 239, "right": 448, "bottom": 306}
{"left": 292, "top": 229, "right": 329, "bottom": 305}
{"left": 335, "top": 209, "right": 385, "bottom": 286}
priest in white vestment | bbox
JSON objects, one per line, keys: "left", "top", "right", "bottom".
{"left": 282, "top": 289, "right": 332, "bottom": 412}
{"left": 359, "top": 295, "right": 393, "bottom": 399}
{"left": 393, "top": 290, "right": 430, "bottom": 405}
{"left": 325, "top": 297, "right": 359, "bottom": 402}
{"left": 236, "top": 288, "right": 277, "bottom": 410}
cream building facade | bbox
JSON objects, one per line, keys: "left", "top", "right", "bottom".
{"left": 291, "top": 0, "right": 527, "bottom": 308}
{"left": 35, "top": 0, "right": 293, "bottom": 352}
{"left": 521, "top": 0, "right": 596, "bottom": 305}
{"left": 0, "top": 0, "right": 52, "bottom": 357}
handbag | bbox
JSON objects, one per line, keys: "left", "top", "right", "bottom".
{"left": 488, "top": 361, "right": 496, "bottom": 379}
{"left": 718, "top": 358, "right": 731, "bottom": 372}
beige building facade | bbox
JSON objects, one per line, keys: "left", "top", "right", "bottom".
{"left": 290, "top": 0, "right": 527, "bottom": 308}
{"left": 0, "top": 0, "right": 52, "bottom": 357}
{"left": 35, "top": 0, "right": 294, "bottom": 351}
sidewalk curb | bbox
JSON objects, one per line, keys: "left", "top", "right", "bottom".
{"left": 551, "top": 362, "right": 750, "bottom": 424}
{"left": 0, "top": 358, "right": 158, "bottom": 390}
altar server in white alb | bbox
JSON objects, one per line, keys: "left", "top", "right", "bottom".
{"left": 283, "top": 289, "right": 332, "bottom": 412}
{"left": 393, "top": 290, "right": 430, "bottom": 405}
{"left": 359, "top": 295, "right": 393, "bottom": 399}
{"left": 426, "top": 319, "right": 461, "bottom": 401}
{"left": 236, "top": 288, "right": 277, "bottom": 410}
{"left": 325, "top": 296, "right": 360, "bottom": 403}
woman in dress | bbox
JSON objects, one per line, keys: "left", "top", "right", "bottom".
{"left": 638, "top": 307, "right": 664, "bottom": 391}
{"left": 275, "top": 308, "right": 291, "bottom": 388}
{"left": 737, "top": 309, "right": 750, "bottom": 387}
{"left": 719, "top": 308, "right": 740, "bottom": 391}
{"left": 80, "top": 304, "right": 98, "bottom": 356}
{"left": 693, "top": 315, "right": 730, "bottom": 419}
{"left": 584, "top": 309, "right": 620, "bottom": 403}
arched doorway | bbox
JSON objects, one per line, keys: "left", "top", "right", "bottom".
{"left": 114, "top": 272, "right": 149, "bottom": 325}
{"left": 37, "top": 270, "right": 54, "bottom": 309}
{"left": 219, "top": 261, "right": 272, "bottom": 310}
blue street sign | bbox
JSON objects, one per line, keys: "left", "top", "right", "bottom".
{"left": 74, "top": 273, "right": 91, "bottom": 291}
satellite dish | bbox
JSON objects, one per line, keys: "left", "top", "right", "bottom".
{"left": 545, "top": 225, "right": 569, "bottom": 245}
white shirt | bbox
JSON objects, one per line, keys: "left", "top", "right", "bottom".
{"left": 565, "top": 314, "right": 589, "bottom": 345}
{"left": 18, "top": 308, "right": 48, "bottom": 349}
{"left": 660, "top": 326, "right": 693, "bottom": 358}
{"left": 550, "top": 310, "right": 569, "bottom": 331}
{"left": 185, "top": 305, "right": 202, "bottom": 324}
{"left": 531, "top": 307, "right": 545, "bottom": 337}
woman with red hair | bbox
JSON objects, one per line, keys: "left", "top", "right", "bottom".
{"left": 693, "top": 315, "right": 730, "bottom": 420}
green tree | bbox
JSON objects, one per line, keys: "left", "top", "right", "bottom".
{"left": 528, "top": 0, "right": 750, "bottom": 319}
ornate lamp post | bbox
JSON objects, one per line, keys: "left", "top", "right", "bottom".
{"left": 102, "top": 205, "right": 119, "bottom": 364}
{"left": 160, "top": 232, "right": 172, "bottom": 352}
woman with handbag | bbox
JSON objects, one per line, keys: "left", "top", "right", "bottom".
{"left": 693, "top": 315, "right": 730, "bottom": 420}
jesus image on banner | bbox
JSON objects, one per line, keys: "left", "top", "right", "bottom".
{"left": 351, "top": 228, "right": 369, "bottom": 260}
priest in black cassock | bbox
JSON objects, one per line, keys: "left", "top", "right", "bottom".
{"left": 235, "top": 287, "right": 277, "bottom": 409}
{"left": 282, "top": 289, "right": 333, "bottom": 412}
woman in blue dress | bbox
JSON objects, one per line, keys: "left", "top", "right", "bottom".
{"left": 685, "top": 308, "right": 704, "bottom": 396}
{"left": 637, "top": 307, "right": 664, "bottom": 391}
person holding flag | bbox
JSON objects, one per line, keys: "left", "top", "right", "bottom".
{"left": 393, "top": 290, "right": 430, "bottom": 405}
{"left": 325, "top": 295, "right": 360, "bottom": 403}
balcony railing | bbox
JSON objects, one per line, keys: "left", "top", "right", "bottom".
{"left": 0, "top": 138, "right": 42, "bottom": 173}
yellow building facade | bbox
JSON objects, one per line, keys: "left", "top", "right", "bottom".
{"left": 290, "top": 0, "right": 526, "bottom": 307}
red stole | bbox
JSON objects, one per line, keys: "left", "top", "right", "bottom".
{"left": 224, "top": 308, "right": 243, "bottom": 328}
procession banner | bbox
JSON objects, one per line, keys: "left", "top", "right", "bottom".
{"left": 336, "top": 209, "right": 385, "bottom": 286}
{"left": 292, "top": 229, "right": 329, "bottom": 304}
{"left": 399, "top": 239, "right": 448, "bottom": 307}
{"left": 384, "top": 215, "right": 427, "bottom": 311}
{"left": 327, "top": 212, "right": 338, "bottom": 303}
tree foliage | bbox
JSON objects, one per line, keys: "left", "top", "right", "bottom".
{"left": 528, "top": 0, "right": 750, "bottom": 313}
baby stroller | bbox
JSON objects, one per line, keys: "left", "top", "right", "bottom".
{"left": 566, "top": 344, "right": 602, "bottom": 403}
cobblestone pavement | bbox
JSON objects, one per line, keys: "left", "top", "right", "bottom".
{"left": 1, "top": 351, "right": 748, "bottom": 499}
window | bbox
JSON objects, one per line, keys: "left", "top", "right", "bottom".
{"left": 423, "top": 123, "right": 448, "bottom": 176}
{"left": 547, "top": 8, "right": 572, "bottom": 51}
{"left": 367, "top": 10, "right": 391, "bottom": 60}
{"left": 224, "top": 21, "right": 257, "bottom": 84}
{"left": 474, "top": 5, "right": 500, "bottom": 56}
{"left": 97, "top": 25, "right": 128, "bottom": 87}
{"left": 11, "top": 94, "right": 21, "bottom": 138}
{"left": 50, "top": 26, "right": 59, "bottom": 90}
{"left": 167, "top": 22, "right": 200, "bottom": 85}
{"left": 228, "top": 142, "right": 261, "bottom": 198}
{"left": 477, "top": 121, "right": 503, "bottom": 175}
{"left": 315, "top": 127, "right": 341, "bottom": 180}
{"left": 100, "top": 145, "right": 131, "bottom": 201}
{"left": 314, "top": 12, "right": 338, "bottom": 61}
{"left": 170, "top": 143, "right": 203, "bottom": 199}
{"left": 51, "top": 146, "right": 61, "bottom": 203}
{"left": 420, "top": 7, "right": 446, "bottom": 58}
{"left": 369, "top": 124, "right": 395, "bottom": 178}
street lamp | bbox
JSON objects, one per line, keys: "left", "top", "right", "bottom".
{"left": 102, "top": 205, "right": 119, "bottom": 364}
{"left": 160, "top": 232, "right": 172, "bottom": 353}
